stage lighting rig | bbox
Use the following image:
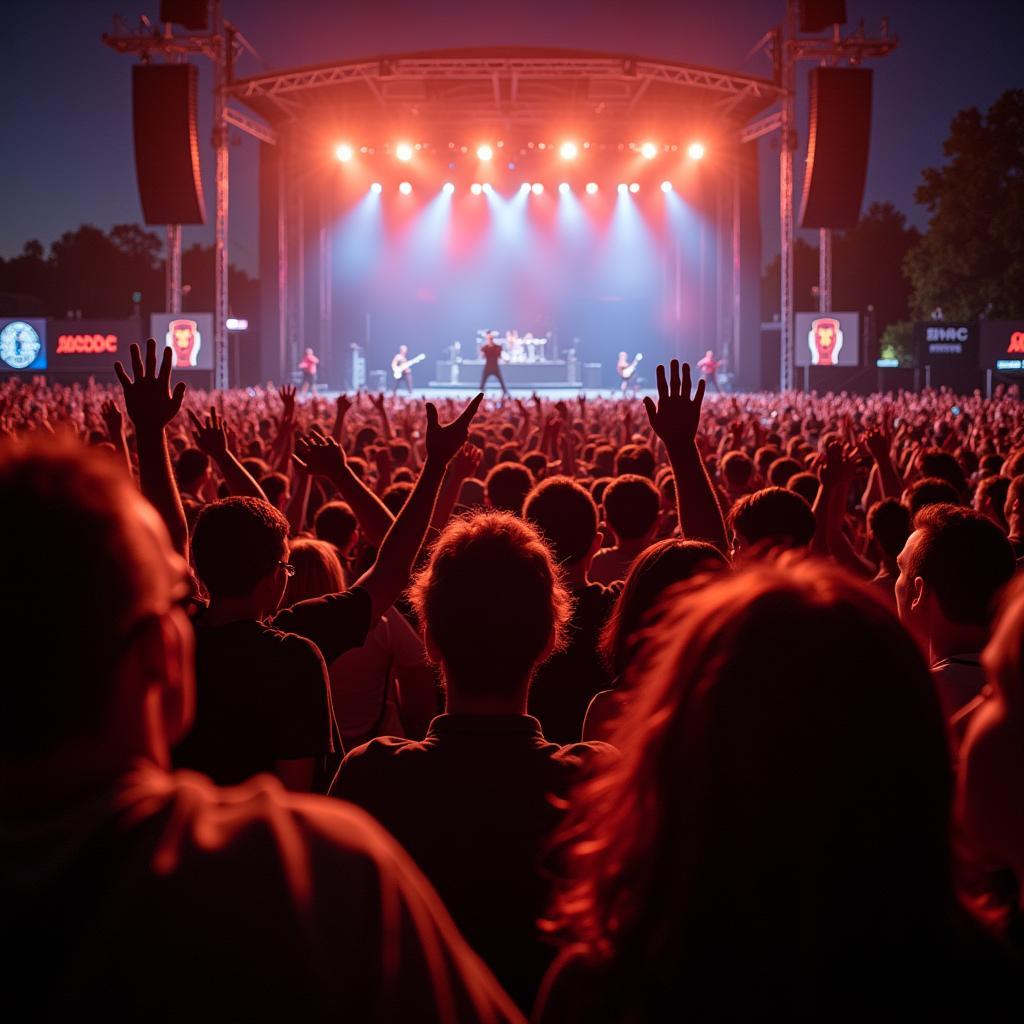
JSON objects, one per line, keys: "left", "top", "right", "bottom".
{"left": 395, "top": 142, "right": 414, "bottom": 162}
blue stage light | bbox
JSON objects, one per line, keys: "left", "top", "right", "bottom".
{"left": 370, "top": 182, "right": 383, "bottom": 194}
{"left": 558, "top": 182, "right": 570, "bottom": 195}
{"left": 442, "top": 182, "right": 455, "bottom": 195}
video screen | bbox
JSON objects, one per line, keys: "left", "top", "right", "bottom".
{"left": 150, "top": 313, "right": 214, "bottom": 371}
{"left": 795, "top": 312, "right": 860, "bottom": 367}
{"left": 979, "top": 321, "right": 1024, "bottom": 372}
{"left": 0, "top": 319, "right": 47, "bottom": 372}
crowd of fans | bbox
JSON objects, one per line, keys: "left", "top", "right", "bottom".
{"left": 2, "top": 345, "right": 1023, "bottom": 1019}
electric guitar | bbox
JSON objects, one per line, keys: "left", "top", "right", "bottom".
{"left": 392, "top": 353, "right": 426, "bottom": 379}
{"left": 621, "top": 353, "right": 643, "bottom": 380}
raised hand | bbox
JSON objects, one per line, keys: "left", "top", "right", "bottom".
{"left": 643, "top": 360, "right": 705, "bottom": 453}
{"left": 100, "top": 399, "right": 124, "bottom": 439}
{"left": 336, "top": 393, "right": 353, "bottom": 418}
{"left": 448, "top": 442, "right": 483, "bottom": 481}
{"left": 864, "top": 424, "right": 892, "bottom": 462}
{"left": 425, "top": 394, "right": 484, "bottom": 466}
{"left": 819, "top": 438, "right": 857, "bottom": 488}
{"left": 114, "top": 338, "right": 187, "bottom": 433}
{"left": 278, "top": 384, "right": 297, "bottom": 424}
{"left": 188, "top": 405, "right": 229, "bottom": 458}
{"left": 372, "top": 392, "right": 387, "bottom": 413}
{"left": 294, "top": 428, "right": 346, "bottom": 479}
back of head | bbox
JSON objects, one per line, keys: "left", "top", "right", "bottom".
{"left": 381, "top": 481, "right": 413, "bottom": 516}
{"left": 484, "top": 461, "right": 535, "bottom": 515}
{"left": 920, "top": 448, "right": 967, "bottom": 497}
{"left": 600, "top": 539, "right": 729, "bottom": 677}
{"left": 867, "top": 498, "right": 911, "bottom": 560}
{"left": 905, "top": 504, "right": 1015, "bottom": 627}
{"left": 786, "top": 470, "right": 820, "bottom": 506}
{"left": 1005, "top": 474, "right": 1024, "bottom": 531}
{"left": 614, "top": 444, "right": 655, "bottom": 480}
{"left": 552, "top": 561, "right": 952, "bottom": 992}
{"left": 314, "top": 500, "right": 358, "bottom": 552}
{"left": 603, "top": 474, "right": 660, "bottom": 541}
{"left": 524, "top": 475, "right": 598, "bottom": 567}
{"left": 974, "top": 474, "right": 1010, "bottom": 530}
{"left": 285, "top": 537, "right": 346, "bottom": 604}
{"left": 904, "top": 476, "right": 961, "bottom": 516}
{"left": 174, "top": 447, "right": 209, "bottom": 492}
{"left": 260, "top": 472, "right": 290, "bottom": 509}
{"left": 720, "top": 450, "right": 754, "bottom": 491}
{"left": 729, "top": 486, "right": 815, "bottom": 553}
{"left": 410, "top": 511, "right": 570, "bottom": 696}
{"left": 192, "top": 497, "right": 289, "bottom": 600}
{"left": 0, "top": 439, "right": 169, "bottom": 758}
{"left": 767, "top": 456, "right": 802, "bottom": 488}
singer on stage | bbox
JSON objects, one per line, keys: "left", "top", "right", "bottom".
{"left": 391, "top": 344, "right": 415, "bottom": 393}
{"left": 479, "top": 331, "right": 509, "bottom": 396}
{"left": 298, "top": 347, "right": 319, "bottom": 396}
{"left": 697, "top": 349, "right": 723, "bottom": 393}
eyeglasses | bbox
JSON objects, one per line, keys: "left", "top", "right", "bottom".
{"left": 278, "top": 561, "right": 296, "bottom": 578}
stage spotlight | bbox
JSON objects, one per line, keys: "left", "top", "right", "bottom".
{"left": 335, "top": 143, "right": 353, "bottom": 163}
{"left": 629, "top": 182, "right": 640, "bottom": 194}
{"left": 560, "top": 141, "right": 578, "bottom": 160}
{"left": 585, "top": 181, "right": 599, "bottom": 195}
{"left": 395, "top": 142, "right": 414, "bottom": 162}
{"left": 531, "top": 182, "right": 544, "bottom": 195}
{"left": 687, "top": 141, "right": 706, "bottom": 160}
{"left": 660, "top": 180, "right": 673, "bottom": 193}
{"left": 640, "top": 141, "right": 658, "bottom": 159}
{"left": 398, "top": 181, "right": 413, "bottom": 195}
{"left": 370, "top": 182, "right": 383, "bottom": 194}
{"left": 617, "top": 183, "right": 628, "bottom": 194}
{"left": 520, "top": 182, "right": 532, "bottom": 194}
{"left": 477, "top": 143, "right": 494, "bottom": 161}
{"left": 558, "top": 182, "right": 570, "bottom": 195}
{"left": 442, "top": 182, "right": 455, "bottom": 195}
{"left": 470, "top": 182, "right": 483, "bottom": 195}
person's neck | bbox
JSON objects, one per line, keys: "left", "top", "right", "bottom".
{"left": 929, "top": 621, "right": 989, "bottom": 663}
{"left": 444, "top": 686, "right": 529, "bottom": 717}
{"left": 204, "top": 595, "right": 269, "bottom": 626}
{"left": 1008, "top": 518, "right": 1022, "bottom": 542}
{"left": 614, "top": 536, "right": 651, "bottom": 556}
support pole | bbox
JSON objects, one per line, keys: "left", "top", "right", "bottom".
{"left": 731, "top": 165, "right": 742, "bottom": 383}
{"left": 212, "top": 0, "right": 230, "bottom": 390}
{"left": 779, "top": 6, "right": 796, "bottom": 391}
{"left": 277, "top": 145, "right": 289, "bottom": 385}
{"left": 166, "top": 224, "right": 182, "bottom": 313}
{"left": 818, "top": 227, "right": 832, "bottom": 312}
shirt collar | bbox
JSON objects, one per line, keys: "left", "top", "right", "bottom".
{"left": 427, "top": 713, "right": 544, "bottom": 738}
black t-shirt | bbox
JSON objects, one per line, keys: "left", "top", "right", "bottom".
{"left": 528, "top": 581, "right": 618, "bottom": 745}
{"left": 174, "top": 587, "right": 372, "bottom": 787}
{"left": 332, "top": 713, "right": 614, "bottom": 1011}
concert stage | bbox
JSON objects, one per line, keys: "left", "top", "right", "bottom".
{"left": 430, "top": 359, "right": 602, "bottom": 388}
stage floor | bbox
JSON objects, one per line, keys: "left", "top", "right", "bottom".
{"left": 316, "top": 386, "right": 655, "bottom": 402}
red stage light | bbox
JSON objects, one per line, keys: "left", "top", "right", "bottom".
{"left": 334, "top": 143, "right": 353, "bottom": 163}
{"left": 477, "top": 144, "right": 494, "bottom": 161}
{"left": 560, "top": 141, "right": 578, "bottom": 160}
{"left": 395, "top": 142, "right": 414, "bottom": 162}
{"left": 687, "top": 141, "right": 706, "bottom": 160}
{"left": 640, "top": 142, "right": 658, "bottom": 160}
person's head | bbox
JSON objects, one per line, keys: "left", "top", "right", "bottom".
{"left": 1004, "top": 474, "right": 1024, "bottom": 536}
{"left": 399, "top": 344, "right": 408, "bottom": 356}
{"left": 614, "top": 444, "right": 655, "bottom": 480}
{"left": 381, "top": 481, "right": 413, "bottom": 516}
{"left": 410, "top": 511, "right": 570, "bottom": 701}
{"left": 786, "top": 470, "right": 820, "bottom": 506}
{"left": 192, "top": 497, "right": 291, "bottom": 613}
{"left": 1002, "top": 448, "right": 1024, "bottom": 480}
{"left": 591, "top": 445, "right": 615, "bottom": 477}
{"left": 867, "top": 498, "right": 911, "bottom": 567}
{"left": 314, "top": 500, "right": 359, "bottom": 560}
{"left": 902, "top": 476, "right": 961, "bottom": 517}
{"left": 550, "top": 562, "right": 953, "bottom": 995}
{"left": 174, "top": 447, "right": 210, "bottom": 496}
{"left": 973, "top": 473, "right": 1010, "bottom": 532}
{"left": 389, "top": 439, "right": 411, "bottom": 466}
{"left": 484, "top": 461, "right": 535, "bottom": 515}
{"left": 895, "top": 504, "right": 1016, "bottom": 638}
{"left": 259, "top": 471, "right": 290, "bottom": 511}
{"left": 602, "top": 474, "right": 661, "bottom": 545}
{"left": 720, "top": 450, "right": 755, "bottom": 495}
{"left": 285, "top": 537, "right": 346, "bottom": 604}
{"left": 919, "top": 448, "right": 967, "bottom": 497}
{"left": 767, "top": 456, "right": 802, "bottom": 488}
{"left": 729, "top": 486, "right": 815, "bottom": 556}
{"left": 524, "top": 475, "right": 600, "bottom": 570}
{"left": 600, "top": 539, "right": 728, "bottom": 677}
{"left": 522, "top": 450, "right": 548, "bottom": 481}
{"left": 1, "top": 438, "right": 193, "bottom": 772}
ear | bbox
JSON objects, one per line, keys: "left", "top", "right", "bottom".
{"left": 422, "top": 625, "right": 443, "bottom": 665}
{"left": 910, "top": 575, "right": 927, "bottom": 614}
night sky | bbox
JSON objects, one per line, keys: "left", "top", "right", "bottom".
{"left": 7, "top": 0, "right": 1023, "bottom": 275}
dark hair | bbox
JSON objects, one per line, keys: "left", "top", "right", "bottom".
{"left": 381, "top": 481, "right": 413, "bottom": 516}
{"left": 974, "top": 474, "right": 1010, "bottom": 531}
{"left": 905, "top": 504, "right": 1015, "bottom": 626}
{"left": 410, "top": 511, "right": 571, "bottom": 695}
{"left": 920, "top": 448, "right": 967, "bottom": 497}
{"left": 0, "top": 439, "right": 165, "bottom": 756}
{"left": 548, "top": 562, "right": 955, "bottom": 1011}
{"left": 600, "top": 539, "right": 728, "bottom": 677}
{"left": 484, "top": 462, "right": 535, "bottom": 515}
{"left": 314, "top": 500, "right": 358, "bottom": 552}
{"left": 720, "top": 450, "right": 754, "bottom": 490}
{"left": 591, "top": 445, "right": 615, "bottom": 477}
{"left": 590, "top": 476, "right": 614, "bottom": 507}
{"left": 767, "top": 456, "right": 802, "bottom": 488}
{"left": 388, "top": 439, "right": 411, "bottom": 465}
{"left": 904, "top": 476, "right": 961, "bottom": 516}
{"left": 174, "top": 447, "right": 209, "bottom": 490}
{"left": 603, "top": 474, "right": 660, "bottom": 541}
{"left": 192, "top": 497, "right": 289, "bottom": 599}
{"left": 524, "top": 475, "right": 599, "bottom": 566}
{"left": 522, "top": 451, "right": 548, "bottom": 480}
{"left": 614, "top": 444, "right": 655, "bottom": 480}
{"left": 729, "top": 486, "right": 815, "bottom": 551}
{"left": 1002, "top": 449, "right": 1024, "bottom": 479}
{"left": 259, "top": 471, "right": 290, "bottom": 509}
{"left": 867, "top": 498, "right": 911, "bottom": 560}
{"left": 285, "top": 537, "right": 345, "bottom": 604}
{"left": 1004, "top": 474, "right": 1024, "bottom": 527}
{"left": 787, "top": 470, "right": 820, "bottom": 506}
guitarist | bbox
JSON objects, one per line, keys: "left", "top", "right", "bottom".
{"left": 479, "top": 331, "right": 509, "bottom": 396}
{"left": 390, "top": 344, "right": 415, "bottom": 394}
{"left": 616, "top": 350, "right": 643, "bottom": 393}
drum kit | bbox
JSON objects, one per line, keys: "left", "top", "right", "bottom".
{"left": 474, "top": 328, "right": 549, "bottom": 363}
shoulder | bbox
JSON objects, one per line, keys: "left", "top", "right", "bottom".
{"left": 257, "top": 624, "right": 326, "bottom": 670}
{"left": 333, "top": 735, "right": 432, "bottom": 792}
{"left": 555, "top": 740, "right": 618, "bottom": 769}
